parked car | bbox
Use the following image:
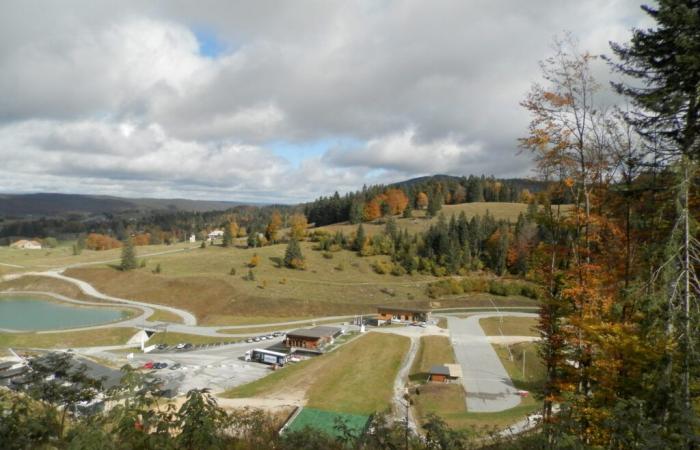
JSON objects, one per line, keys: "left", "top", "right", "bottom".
{"left": 253, "top": 337, "right": 261, "bottom": 342}
{"left": 245, "top": 338, "right": 253, "bottom": 343}
{"left": 175, "top": 343, "right": 186, "bottom": 350}
{"left": 183, "top": 343, "right": 193, "bottom": 349}
{"left": 156, "top": 344, "right": 167, "bottom": 350}
{"left": 266, "top": 335, "right": 274, "bottom": 339}
{"left": 143, "top": 361, "right": 154, "bottom": 369}
{"left": 156, "top": 362, "right": 168, "bottom": 369}
{"left": 272, "top": 331, "right": 283, "bottom": 337}
{"left": 169, "top": 363, "right": 182, "bottom": 370}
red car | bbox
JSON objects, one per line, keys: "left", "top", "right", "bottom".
{"left": 143, "top": 361, "right": 154, "bottom": 369}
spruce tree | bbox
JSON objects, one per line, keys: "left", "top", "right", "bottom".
{"left": 120, "top": 238, "right": 137, "bottom": 271}
{"left": 284, "top": 238, "right": 304, "bottom": 269}
{"left": 353, "top": 224, "right": 366, "bottom": 252}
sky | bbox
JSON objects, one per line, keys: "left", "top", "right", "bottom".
{"left": 0, "top": 1, "right": 651, "bottom": 204}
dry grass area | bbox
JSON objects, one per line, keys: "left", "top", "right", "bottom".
{"left": 317, "top": 202, "right": 532, "bottom": 237}
{"left": 62, "top": 243, "right": 442, "bottom": 325}
{"left": 147, "top": 308, "right": 185, "bottom": 324}
{"left": 410, "top": 336, "right": 456, "bottom": 382}
{"left": 0, "top": 327, "right": 138, "bottom": 350}
{"left": 0, "top": 243, "right": 193, "bottom": 273}
{"left": 479, "top": 316, "right": 539, "bottom": 337}
{"left": 223, "top": 332, "right": 410, "bottom": 415}
{"left": 0, "top": 276, "right": 104, "bottom": 303}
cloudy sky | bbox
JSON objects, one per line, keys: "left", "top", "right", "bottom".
{"left": 0, "top": 1, "right": 650, "bottom": 203}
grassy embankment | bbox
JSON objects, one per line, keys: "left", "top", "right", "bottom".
{"left": 479, "top": 316, "right": 539, "bottom": 337}
{"left": 223, "top": 332, "right": 410, "bottom": 415}
{"left": 0, "top": 328, "right": 139, "bottom": 350}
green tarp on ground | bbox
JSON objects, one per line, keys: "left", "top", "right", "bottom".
{"left": 285, "top": 407, "right": 370, "bottom": 438}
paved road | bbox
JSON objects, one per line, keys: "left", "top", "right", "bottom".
{"left": 447, "top": 312, "right": 537, "bottom": 413}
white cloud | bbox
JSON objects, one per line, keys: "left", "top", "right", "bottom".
{"left": 0, "top": 0, "right": 651, "bottom": 202}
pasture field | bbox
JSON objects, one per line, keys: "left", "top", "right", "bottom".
{"left": 223, "top": 332, "right": 410, "bottom": 415}
{"left": 0, "top": 243, "right": 193, "bottom": 274}
{"left": 61, "top": 243, "right": 537, "bottom": 325}
{"left": 317, "top": 202, "right": 532, "bottom": 237}
{"left": 479, "top": 316, "right": 539, "bottom": 337}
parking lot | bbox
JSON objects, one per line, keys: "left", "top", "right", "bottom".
{"left": 116, "top": 336, "right": 288, "bottom": 394}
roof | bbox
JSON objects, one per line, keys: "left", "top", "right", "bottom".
{"left": 377, "top": 305, "right": 431, "bottom": 313}
{"left": 286, "top": 326, "right": 342, "bottom": 339}
{"left": 428, "top": 365, "right": 450, "bottom": 376}
{"left": 428, "top": 364, "right": 462, "bottom": 378}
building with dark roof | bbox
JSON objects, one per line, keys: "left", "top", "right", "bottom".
{"left": 428, "top": 364, "right": 462, "bottom": 382}
{"left": 377, "top": 306, "right": 431, "bottom": 323}
{"left": 284, "top": 326, "right": 342, "bottom": 350}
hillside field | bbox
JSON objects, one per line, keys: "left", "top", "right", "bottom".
{"left": 317, "top": 202, "right": 532, "bottom": 237}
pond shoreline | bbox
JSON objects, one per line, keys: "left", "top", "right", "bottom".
{"left": 0, "top": 290, "right": 143, "bottom": 333}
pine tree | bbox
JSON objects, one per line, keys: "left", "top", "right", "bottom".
{"left": 353, "top": 224, "right": 366, "bottom": 252}
{"left": 284, "top": 238, "right": 304, "bottom": 269}
{"left": 120, "top": 238, "right": 137, "bottom": 271}
{"left": 349, "top": 200, "right": 364, "bottom": 224}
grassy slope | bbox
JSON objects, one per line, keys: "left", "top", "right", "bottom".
{"left": 479, "top": 317, "right": 539, "bottom": 337}
{"left": 0, "top": 327, "right": 138, "bottom": 349}
{"left": 317, "top": 202, "right": 531, "bottom": 237}
{"left": 223, "top": 332, "right": 410, "bottom": 415}
{"left": 63, "top": 243, "right": 537, "bottom": 325}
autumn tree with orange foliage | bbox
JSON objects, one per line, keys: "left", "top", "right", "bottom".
{"left": 85, "top": 233, "right": 121, "bottom": 251}
{"left": 384, "top": 188, "right": 409, "bottom": 215}
{"left": 131, "top": 233, "right": 150, "bottom": 246}
{"left": 265, "top": 210, "right": 282, "bottom": 242}
{"left": 363, "top": 198, "right": 382, "bottom": 221}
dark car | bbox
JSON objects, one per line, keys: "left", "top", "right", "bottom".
{"left": 156, "top": 344, "right": 167, "bottom": 350}
{"left": 169, "top": 363, "right": 182, "bottom": 370}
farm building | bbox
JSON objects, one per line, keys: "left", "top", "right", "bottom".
{"left": 428, "top": 364, "right": 462, "bottom": 382}
{"left": 10, "top": 239, "right": 42, "bottom": 249}
{"left": 207, "top": 230, "right": 224, "bottom": 240}
{"left": 377, "top": 306, "right": 431, "bottom": 323}
{"left": 284, "top": 326, "right": 342, "bottom": 350}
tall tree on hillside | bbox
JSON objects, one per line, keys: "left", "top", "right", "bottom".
{"left": 284, "top": 238, "right": 305, "bottom": 269}
{"left": 416, "top": 192, "right": 429, "bottom": 209}
{"left": 265, "top": 210, "right": 282, "bottom": 242}
{"left": 222, "top": 221, "right": 234, "bottom": 247}
{"left": 609, "top": 2, "right": 700, "bottom": 443}
{"left": 426, "top": 192, "right": 443, "bottom": 217}
{"left": 120, "top": 238, "right": 138, "bottom": 271}
{"left": 353, "top": 224, "right": 367, "bottom": 252}
{"left": 289, "top": 213, "right": 308, "bottom": 241}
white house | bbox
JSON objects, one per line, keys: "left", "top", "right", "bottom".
{"left": 207, "top": 230, "right": 224, "bottom": 241}
{"left": 10, "top": 239, "right": 42, "bottom": 250}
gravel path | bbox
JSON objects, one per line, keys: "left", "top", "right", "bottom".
{"left": 447, "top": 312, "right": 537, "bottom": 413}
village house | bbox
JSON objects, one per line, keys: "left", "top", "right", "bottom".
{"left": 9, "top": 239, "right": 42, "bottom": 250}
{"left": 207, "top": 230, "right": 224, "bottom": 241}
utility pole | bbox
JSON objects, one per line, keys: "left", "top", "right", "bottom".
{"left": 522, "top": 347, "right": 526, "bottom": 378}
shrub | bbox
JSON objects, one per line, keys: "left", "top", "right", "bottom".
{"left": 335, "top": 262, "right": 345, "bottom": 271}
{"left": 279, "top": 278, "right": 287, "bottom": 284}
{"left": 140, "top": 259, "right": 147, "bottom": 268}
{"left": 229, "top": 267, "right": 236, "bottom": 276}
{"left": 322, "top": 251, "right": 333, "bottom": 259}
{"left": 390, "top": 264, "right": 407, "bottom": 276}
{"left": 153, "top": 263, "right": 161, "bottom": 274}
{"left": 372, "top": 260, "right": 392, "bottom": 275}
{"left": 249, "top": 253, "right": 260, "bottom": 268}
{"left": 247, "top": 270, "right": 256, "bottom": 281}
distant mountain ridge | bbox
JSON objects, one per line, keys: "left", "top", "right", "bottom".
{"left": 0, "top": 193, "right": 246, "bottom": 217}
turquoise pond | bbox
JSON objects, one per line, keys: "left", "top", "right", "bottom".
{"left": 0, "top": 295, "right": 128, "bottom": 331}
